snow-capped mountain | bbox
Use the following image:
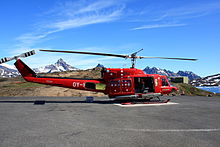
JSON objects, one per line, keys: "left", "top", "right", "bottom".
{"left": 191, "top": 74, "right": 220, "bottom": 86}
{"left": 0, "top": 63, "right": 19, "bottom": 78}
{"left": 33, "top": 58, "right": 78, "bottom": 73}
{"left": 143, "top": 66, "right": 201, "bottom": 80}
{"left": 143, "top": 67, "right": 178, "bottom": 77}
{"left": 96, "top": 63, "right": 105, "bottom": 68}
{"left": 177, "top": 71, "right": 201, "bottom": 81}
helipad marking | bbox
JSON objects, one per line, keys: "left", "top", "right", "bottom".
{"left": 114, "top": 102, "right": 178, "bottom": 107}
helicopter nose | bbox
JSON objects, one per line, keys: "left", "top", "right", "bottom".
{"left": 171, "top": 87, "right": 178, "bottom": 92}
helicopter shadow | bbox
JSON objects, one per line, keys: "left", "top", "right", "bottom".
{"left": 0, "top": 98, "right": 154, "bottom": 105}
{"left": 0, "top": 100, "right": 115, "bottom": 105}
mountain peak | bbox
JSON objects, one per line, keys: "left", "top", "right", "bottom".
{"left": 57, "top": 58, "right": 65, "bottom": 63}
{"left": 34, "top": 59, "right": 78, "bottom": 73}
{"left": 96, "top": 63, "right": 104, "bottom": 68}
{"left": 56, "top": 58, "right": 66, "bottom": 65}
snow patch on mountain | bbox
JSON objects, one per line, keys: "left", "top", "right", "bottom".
{"left": 1, "top": 63, "right": 16, "bottom": 70}
{"left": 191, "top": 74, "right": 220, "bottom": 86}
{"left": 143, "top": 67, "right": 178, "bottom": 77}
{"left": 143, "top": 66, "right": 201, "bottom": 80}
{"left": 33, "top": 58, "right": 78, "bottom": 73}
{"left": 0, "top": 64, "right": 19, "bottom": 78}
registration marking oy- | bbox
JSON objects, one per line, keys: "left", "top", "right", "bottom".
{"left": 114, "top": 102, "right": 179, "bottom": 107}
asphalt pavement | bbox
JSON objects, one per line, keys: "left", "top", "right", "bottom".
{"left": 0, "top": 96, "right": 220, "bottom": 147}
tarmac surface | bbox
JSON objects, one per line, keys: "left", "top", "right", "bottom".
{"left": 0, "top": 96, "right": 220, "bottom": 147}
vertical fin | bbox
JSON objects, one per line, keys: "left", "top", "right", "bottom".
{"left": 14, "top": 59, "right": 36, "bottom": 78}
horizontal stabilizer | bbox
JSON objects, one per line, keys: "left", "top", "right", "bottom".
{"left": 0, "top": 50, "right": 36, "bottom": 64}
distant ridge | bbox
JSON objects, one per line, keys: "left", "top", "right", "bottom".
{"left": 143, "top": 66, "right": 201, "bottom": 81}
{"left": 0, "top": 59, "right": 79, "bottom": 77}
{"left": 0, "top": 64, "right": 19, "bottom": 78}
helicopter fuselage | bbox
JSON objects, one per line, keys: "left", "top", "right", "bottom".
{"left": 15, "top": 59, "right": 177, "bottom": 98}
{"left": 101, "top": 68, "right": 177, "bottom": 97}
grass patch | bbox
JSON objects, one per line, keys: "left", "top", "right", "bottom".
{"left": 0, "top": 78, "right": 8, "bottom": 82}
{"left": 1, "top": 82, "right": 43, "bottom": 89}
{"left": 15, "top": 82, "right": 43, "bottom": 88}
{"left": 172, "top": 83, "right": 214, "bottom": 96}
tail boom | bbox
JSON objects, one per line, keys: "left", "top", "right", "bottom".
{"left": 14, "top": 59, "right": 105, "bottom": 93}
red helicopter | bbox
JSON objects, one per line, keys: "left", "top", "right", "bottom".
{"left": 0, "top": 49, "right": 197, "bottom": 99}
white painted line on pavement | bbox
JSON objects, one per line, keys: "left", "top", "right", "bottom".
{"left": 114, "top": 102, "right": 179, "bottom": 107}
{"left": 119, "top": 128, "right": 220, "bottom": 132}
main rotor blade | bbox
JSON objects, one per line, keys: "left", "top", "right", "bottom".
{"left": 139, "top": 56, "right": 197, "bottom": 61}
{"left": 40, "top": 49, "right": 128, "bottom": 58}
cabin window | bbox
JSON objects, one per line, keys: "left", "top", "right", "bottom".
{"left": 162, "top": 78, "right": 169, "bottom": 86}
{"left": 85, "top": 82, "right": 106, "bottom": 90}
{"left": 95, "top": 83, "right": 106, "bottom": 90}
{"left": 85, "top": 82, "right": 96, "bottom": 89}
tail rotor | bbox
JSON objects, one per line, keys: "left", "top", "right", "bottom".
{"left": 0, "top": 50, "right": 36, "bottom": 64}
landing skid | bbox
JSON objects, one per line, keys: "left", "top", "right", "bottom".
{"left": 112, "top": 95, "right": 170, "bottom": 105}
{"left": 113, "top": 93, "right": 162, "bottom": 101}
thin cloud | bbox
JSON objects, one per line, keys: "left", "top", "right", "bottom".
{"left": 155, "top": 2, "right": 220, "bottom": 21}
{"left": 132, "top": 2, "right": 220, "bottom": 31}
{"left": 132, "top": 23, "right": 186, "bottom": 30}
{"left": 47, "top": 8, "right": 124, "bottom": 31}
{"left": 61, "top": 0, "right": 119, "bottom": 16}
{"left": 44, "top": 0, "right": 125, "bottom": 30}
{"left": 13, "top": 0, "right": 125, "bottom": 54}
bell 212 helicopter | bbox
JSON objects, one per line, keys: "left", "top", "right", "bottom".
{"left": 0, "top": 49, "right": 197, "bottom": 99}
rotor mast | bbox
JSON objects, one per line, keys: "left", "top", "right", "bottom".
{"left": 130, "top": 48, "right": 143, "bottom": 68}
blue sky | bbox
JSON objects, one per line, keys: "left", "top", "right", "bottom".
{"left": 0, "top": 0, "right": 220, "bottom": 77}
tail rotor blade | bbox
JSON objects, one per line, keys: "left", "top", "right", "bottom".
{"left": 0, "top": 50, "right": 36, "bottom": 64}
{"left": 0, "top": 57, "right": 11, "bottom": 64}
{"left": 19, "top": 50, "right": 36, "bottom": 58}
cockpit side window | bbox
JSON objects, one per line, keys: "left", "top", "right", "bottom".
{"left": 162, "top": 78, "right": 169, "bottom": 86}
